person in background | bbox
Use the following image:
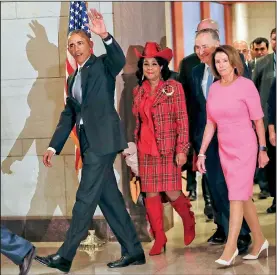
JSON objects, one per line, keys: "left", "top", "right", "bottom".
{"left": 132, "top": 42, "right": 195, "bottom": 256}
{"left": 266, "top": 77, "right": 276, "bottom": 213}
{"left": 252, "top": 28, "right": 276, "bottom": 200}
{"left": 233, "top": 40, "right": 254, "bottom": 77}
{"left": 1, "top": 226, "right": 36, "bottom": 275}
{"left": 252, "top": 37, "right": 269, "bottom": 59}
{"left": 197, "top": 45, "right": 269, "bottom": 266}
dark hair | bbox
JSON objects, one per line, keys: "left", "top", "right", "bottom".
{"left": 195, "top": 28, "right": 220, "bottom": 41}
{"left": 135, "top": 57, "right": 171, "bottom": 86}
{"left": 252, "top": 37, "right": 269, "bottom": 49}
{"left": 210, "top": 45, "right": 244, "bottom": 79}
{"left": 271, "top": 28, "right": 276, "bottom": 37}
{"left": 68, "top": 29, "right": 91, "bottom": 44}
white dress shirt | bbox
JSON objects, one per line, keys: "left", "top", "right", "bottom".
{"left": 47, "top": 36, "right": 113, "bottom": 155}
{"left": 201, "top": 64, "right": 214, "bottom": 99}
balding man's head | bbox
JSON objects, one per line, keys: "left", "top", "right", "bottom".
{"left": 197, "top": 19, "right": 219, "bottom": 32}
{"left": 233, "top": 40, "right": 249, "bottom": 61}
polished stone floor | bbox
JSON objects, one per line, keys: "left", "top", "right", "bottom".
{"left": 1, "top": 184, "right": 276, "bottom": 275}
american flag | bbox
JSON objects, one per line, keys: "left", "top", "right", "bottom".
{"left": 65, "top": 1, "right": 91, "bottom": 173}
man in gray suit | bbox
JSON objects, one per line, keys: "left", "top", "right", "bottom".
{"left": 1, "top": 226, "right": 36, "bottom": 275}
{"left": 252, "top": 28, "right": 276, "bottom": 200}
{"left": 35, "top": 9, "right": 145, "bottom": 273}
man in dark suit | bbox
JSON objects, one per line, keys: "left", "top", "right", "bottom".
{"left": 266, "top": 77, "right": 276, "bottom": 213}
{"left": 179, "top": 19, "right": 251, "bottom": 246}
{"left": 35, "top": 9, "right": 145, "bottom": 272}
{"left": 1, "top": 226, "right": 36, "bottom": 275}
{"left": 252, "top": 28, "right": 276, "bottom": 200}
{"left": 189, "top": 28, "right": 252, "bottom": 254}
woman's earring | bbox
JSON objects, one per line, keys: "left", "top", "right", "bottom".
{"left": 142, "top": 75, "right": 145, "bottom": 81}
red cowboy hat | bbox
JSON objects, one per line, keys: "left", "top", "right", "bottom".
{"left": 134, "top": 42, "right": 173, "bottom": 62}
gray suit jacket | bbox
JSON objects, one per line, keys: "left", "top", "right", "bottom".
{"left": 49, "top": 34, "right": 128, "bottom": 156}
{"left": 252, "top": 53, "right": 275, "bottom": 128}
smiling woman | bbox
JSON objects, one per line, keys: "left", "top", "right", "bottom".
{"left": 132, "top": 42, "right": 195, "bottom": 256}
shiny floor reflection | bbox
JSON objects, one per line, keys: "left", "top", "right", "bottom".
{"left": 1, "top": 185, "right": 275, "bottom": 274}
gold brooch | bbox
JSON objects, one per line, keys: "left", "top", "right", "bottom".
{"left": 162, "top": 85, "right": 174, "bottom": 96}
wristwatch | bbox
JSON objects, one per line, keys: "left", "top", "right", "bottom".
{"left": 102, "top": 33, "right": 112, "bottom": 42}
{"left": 259, "top": 146, "right": 268, "bottom": 151}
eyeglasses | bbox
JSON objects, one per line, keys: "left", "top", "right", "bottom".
{"left": 195, "top": 28, "right": 219, "bottom": 33}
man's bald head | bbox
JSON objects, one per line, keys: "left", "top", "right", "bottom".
{"left": 233, "top": 40, "right": 249, "bottom": 61}
{"left": 197, "top": 19, "right": 219, "bottom": 32}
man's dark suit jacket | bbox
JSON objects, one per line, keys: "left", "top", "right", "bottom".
{"left": 268, "top": 77, "right": 276, "bottom": 128}
{"left": 49, "top": 35, "right": 128, "bottom": 156}
{"left": 252, "top": 53, "right": 275, "bottom": 128}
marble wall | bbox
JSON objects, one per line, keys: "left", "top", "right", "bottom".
{"left": 1, "top": 2, "right": 114, "bottom": 218}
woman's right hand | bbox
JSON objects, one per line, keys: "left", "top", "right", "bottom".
{"left": 196, "top": 156, "right": 207, "bottom": 174}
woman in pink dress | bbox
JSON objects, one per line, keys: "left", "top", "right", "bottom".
{"left": 197, "top": 45, "right": 269, "bottom": 266}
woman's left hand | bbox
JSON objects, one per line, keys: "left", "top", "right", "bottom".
{"left": 258, "top": 151, "right": 269, "bottom": 168}
{"left": 176, "top": 153, "right": 187, "bottom": 167}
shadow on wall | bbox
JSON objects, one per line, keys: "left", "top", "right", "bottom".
{"left": 119, "top": 45, "right": 143, "bottom": 214}
{"left": 1, "top": 19, "right": 78, "bottom": 241}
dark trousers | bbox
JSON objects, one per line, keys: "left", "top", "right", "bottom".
{"left": 186, "top": 167, "right": 197, "bottom": 192}
{"left": 195, "top": 138, "right": 250, "bottom": 236}
{"left": 1, "top": 226, "right": 32, "bottom": 265}
{"left": 254, "top": 168, "right": 269, "bottom": 192}
{"left": 58, "top": 126, "right": 143, "bottom": 261}
{"left": 266, "top": 132, "right": 276, "bottom": 199}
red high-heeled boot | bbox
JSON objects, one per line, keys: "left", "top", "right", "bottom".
{"left": 145, "top": 195, "right": 167, "bottom": 255}
{"left": 170, "top": 193, "right": 196, "bottom": 245}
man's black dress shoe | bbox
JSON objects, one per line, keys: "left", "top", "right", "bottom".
{"left": 237, "top": 234, "right": 252, "bottom": 255}
{"left": 107, "top": 253, "right": 146, "bottom": 268}
{"left": 267, "top": 198, "right": 276, "bottom": 213}
{"left": 267, "top": 204, "right": 276, "bottom": 213}
{"left": 207, "top": 227, "right": 226, "bottom": 245}
{"left": 19, "top": 246, "right": 36, "bottom": 275}
{"left": 35, "top": 253, "right": 72, "bottom": 273}
{"left": 204, "top": 204, "right": 214, "bottom": 221}
{"left": 258, "top": 190, "right": 270, "bottom": 199}
{"left": 188, "top": 190, "right": 197, "bottom": 201}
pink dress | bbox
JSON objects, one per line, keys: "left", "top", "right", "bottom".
{"left": 207, "top": 77, "right": 264, "bottom": 201}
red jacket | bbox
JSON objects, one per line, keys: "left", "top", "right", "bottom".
{"left": 133, "top": 79, "right": 190, "bottom": 155}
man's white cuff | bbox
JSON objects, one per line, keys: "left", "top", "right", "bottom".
{"left": 103, "top": 38, "right": 113, "bottom": 45}
{"left": 47, "top": 147, "right": 56, "bottom": 155}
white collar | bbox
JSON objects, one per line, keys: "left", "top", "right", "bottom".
{"left": 204, "top": 63, "right": 210, "bottom": 71}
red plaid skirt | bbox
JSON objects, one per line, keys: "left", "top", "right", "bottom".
{"left": 138, "top": 152, "right": 182, "bottom": 192}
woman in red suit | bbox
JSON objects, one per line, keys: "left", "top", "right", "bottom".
{"left": 132, "top": 42, "right": 195, "bottom": 256}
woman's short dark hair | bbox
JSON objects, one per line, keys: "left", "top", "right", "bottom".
{"left": 135, "top": 57, "right": 171, "bottom": 85}
{"left": 210, "top": 45, "right": 244, "bottom": 79}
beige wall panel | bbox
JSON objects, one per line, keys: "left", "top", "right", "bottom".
{"left": 1, "top": 155, "right": 66, "bottom": 217}
{"left": 1, "top": 2, "right": 16, "bottom": 19}
{"left": 1, "top": 18, "right": 60, "bottom": 80}
{"left": 16, "top": 2, "right": 62, "bottom": 18}
{"left": 1, "top": 78, "right": 64, "bottom": 140}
